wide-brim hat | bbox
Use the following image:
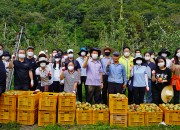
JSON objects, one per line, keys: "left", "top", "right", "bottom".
{"left": 3, "top": 51, "right": 11, "bottom": 57}
{"left": 101, "top": 46, "right": 114, "bottom": 55}
{"left": 133, "top": 54, "right": 145, "bottom": 64}
{"left": 158, "top": 48, "right": 171, "bottom": 57}
{"left": 37, "top": 57, "right": 49, "bottom": 66}
{"left": 90, "top": 48, "right": 101, "bottom": 57}
{"left": 161, "top": 85, "right": 174, "bottom": 103}
{"left": 27, "top": 46, "right": 34, "bottom": 51}
{"left": 78, "top": 47, "right": 88, "bottom": 56}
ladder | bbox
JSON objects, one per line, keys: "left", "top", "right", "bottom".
{"left": 6, "top": 26, "right": 24, "bottom": 91}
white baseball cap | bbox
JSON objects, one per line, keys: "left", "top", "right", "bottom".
{"left": 67, "top": 49, "right": 73, "bottom": 53}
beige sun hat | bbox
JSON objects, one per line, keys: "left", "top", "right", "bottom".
{"left": 161, "top": 85, "right": 174, "bottom": 103}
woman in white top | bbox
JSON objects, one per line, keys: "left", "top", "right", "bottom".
{"left": 50, "top": 54, "right": 64, "bottom": 92}
{"left": 36, "top": 54, "right": 53, "bottom": 92}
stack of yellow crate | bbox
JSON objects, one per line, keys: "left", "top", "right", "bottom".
{"left": 109, "top": 94, "right": 128, "bottom": 127}
{"left": 0, "top": 91, "right": 20, "bottom": 123}
{"left": 38, "top": 92, "right": 58, "bottom": 126}
{"left": 58, "top": 92, "right": 76, "bottom": 125}
{"left": 17, "top": 91, "right": 40, "bottom": 125}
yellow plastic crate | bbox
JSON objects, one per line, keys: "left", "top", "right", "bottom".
{"left": 110, "top": 113, "right": 127, "bottom": 127}
{"left": 58, "top": 110, "right": 75, "bottom": 125}
{"left": 17, "top": 109, "right": 38, "bottom": 125}
{"left": 0, "top": 109, "right": 16, "bottom": 123}
{"left": 0, "top": 91, "right": 26, "bottom": 110}
{"left": 128, "top": 112, "right": 145, "bottom": 126}
{"left": 109, "top": 94, "right": 128, "bottom": 114}
{"left": 58, "top": 94, "right": 76, "bottom": 111}
{"left": 76, "top": 110, "right": 93, "bottom": 125}
{"left": 159, "top": 104, "right": 180, "bottom": 125}
{"left": 39, "top": 92, "right": 58, "bottom": 111}
{"left": 38, "top": 110, "right": 56, "bottom": 126}
{"left": 18, "top": 91, "right": 41, "bottom": 110}
{"left": 141, "top": 104, "right": 163, "bottom": 126}
{"left": 92, "top": 110, "right": 109, "bottom": 124}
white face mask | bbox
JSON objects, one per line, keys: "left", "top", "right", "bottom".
{"left": 161, "top": 53, "right": 167, "bottom": 58}
{"left": 40, "top": 63, "right": 46, "bottom": 67}
{"left": 55, "top": 58, "right": 60, "bottom": 62}
{"left": 176, "top": 52, "right": 180, "bottom": 57}
{"left": 4, "top": 56, "right": 9, "bottom": 61}
{"left": 53, "top": 53, "right": 57, "bottom": 57}
{"left": 68, "top": 66, "right": 74, "bottom": 71}
{"left": 68, "top": 54, "right": 74, "bottom": 58}
{"left": 0, "top": 50, "right": 3, "bottom": 56}
{"left": 27, "top": 52, "right": 34, "bottom": 57}
{"left": 151, "top": 55, "right": 155, "bottom": 59}
{"left": 124, "top": 52, "right": 130, "bottom": 57}
{"left": 136, "top": 60, "right": 142, "bottom": 65}
{"left": 158, "top": 62, "right": 165, "bottom": 67}
{"left": 81, "top": 52, "right": 86, "bottom": 56}
{"left": 18, "top": 54, "right": 25, "bottom": 59}
{"left": 92, "top": 54, "right": 98, "bottom": 60}
{"left": 135, "top": 53, "right": 141, "bottom": 57}
{"left": 145, "top": 56, "right": 150, "bottom": 61}
{"left": 64, "top": 56, "right": 68, "bottom": 59}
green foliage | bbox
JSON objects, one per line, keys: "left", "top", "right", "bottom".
{"left": 0, "top": 0, "right": 179, "bottom": 55}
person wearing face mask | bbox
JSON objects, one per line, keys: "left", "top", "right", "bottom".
{"left": 119, "top": 46, "right": 134, "bottom": 104}
{"left": 100, "top": 46, "right": 114, "bottom": 104}
{"left": 60, "top": 62, "right": 80, "bottom": 93}
{"left": 76, "top": 47, "right": 88, "bottom": 102}
{"left": 64, "top": 49, "right": 81, "bottom": 72}
{"left": 2, "top": 51, "right": 11, "bottom": 74}
{"left": 158, "top": 48, "right": 171, "bottom": 69}
{"left": 25, "top": 46, "right": 38, "bottom": 91}
{"left": 49, "top": 49, "right": 58, "bottom": 63}
{"left": 143, "top": 52, "right": 156, "bottom": 103}
{"left": 171, "top": 48, "right": 180, "bottom": 104}
{"left": 9, "top": 49, "right": 34, "bottom": 90}
{"left": 152, "top": 56, "right": 172, "bottom": 105}
{"left": 50, "top": 54, "right": 64, "bottom": 92}
{"left": 131, "top": 55, "right": 149, "bottom": 105}
{"left": 106, "top": 52, "right": 127, "bottom": 95}
{"left": 135, "top": 49, "right": 141, "bottom": 57}
{"left": 0, "top": 44, "right": 6, "bottom": 96}
{"left": 149, "top": 50, "right": 156, "bottom": 63}
{"left": 83, "top": 48, "right": 103, "bottom": 104}
{"left": 35, "top": 54, "right": 53, "bottom": 92}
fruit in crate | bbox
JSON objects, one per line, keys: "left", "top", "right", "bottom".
{"left": 76, "top": 102, "right": 93, "bottom": 110}
{"left": 4, "top": 91, "right": 20, "bottom": 95}
{"left": 112, "top": 93, "right": 126, "bottom": 99}
{"left": 142, "top": 104, "right": 161, "bottom": 112}
{"left": 161, "top": 103, "right": 180, "bottom": 110}
{"left": 59, "top": 92, "right": 75, "bottom": 96}
{"left": 92, "top": 104, "right": 109, "bottom": 111}
{"left": 128, "top": 104, "right": 144, "bottom": 112}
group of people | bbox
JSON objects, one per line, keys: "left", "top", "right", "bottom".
{"left": 0, "top": 43, "right": 180, "bottom": 106}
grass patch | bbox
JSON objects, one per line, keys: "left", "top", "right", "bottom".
{"left": 1, "top": 122, "right": 20, "bottom": 130}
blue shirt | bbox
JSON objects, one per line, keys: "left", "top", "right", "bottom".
{"left": 76, "top": 57, "right": 86, "bottom": 76}
{"left": 132, "top": 65, "right": 147, "bottom": 87}
{"left": 101, "top": 57, "right": 111, "bottom": 75}
{"left": 106, "top": 62, "right": 127, "bottom": 84}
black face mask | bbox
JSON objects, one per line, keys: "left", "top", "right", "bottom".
{"left": 104, "top": 52, "right": 110, "bottom": 56}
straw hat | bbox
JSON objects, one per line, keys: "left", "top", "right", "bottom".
{"left": 161, "top": 85, "right": 174, "bottom": 103}
{"left": 101, "top": 46, "right": 114, "bottom": 55}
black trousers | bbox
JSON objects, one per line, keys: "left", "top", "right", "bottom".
{"left": 0, "top": 85, "right": 5, "bottom": 96}
{"left": 77, "top": 76, "right": 88, "bottom": 102}
{"left": 153, "top": 86, "right": 164, "bottom": 105}
{"left": 128, "top": 87, "right": 134, "bottom": 104}
{"left": 87, "top": 86, "right": 101, "bottom": 104}
{"left": 173, "top": 85, "right": 180, "bottom": 104}
{"left": 133, "top": 87, "right": 146, "bottom": 105}
{"left": 49, "top": 81, "right": 64, "bottom": 92}
{"left": 151, "top": 82, "right": 155, "bottom": 103}
{"left": 101, "top": 75, "right": 108, "bottom": 104}
{"left": 108, "top": 82, "right": 123, "bottom": 94}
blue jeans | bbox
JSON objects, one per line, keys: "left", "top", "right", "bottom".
{"left": 144, "top": 80, "right": 152, "bottom": 103}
